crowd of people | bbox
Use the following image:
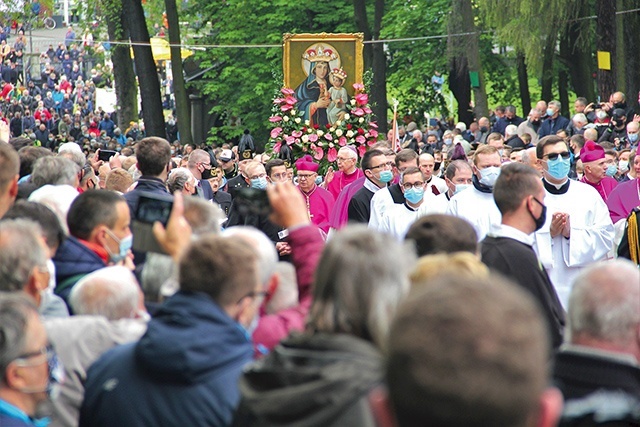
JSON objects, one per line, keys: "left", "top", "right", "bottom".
{"left": 0, "top": 65, "right": 639, "bottom": 426}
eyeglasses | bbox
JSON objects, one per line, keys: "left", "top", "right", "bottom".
{"left": 369, "top": 161, "right": 394, "bottom": 171}
{"left": 402, "top": 181, "right": 425, "bottom": 190}
{"left": 198, "top": 162, "right": 212, "bottom": 170}
{"left": 249, "top": 173, "right": 267, "bottom": 180}
{"left": 336, "top": 157, "right": 354, "bottom": 163}
{"left": 543, "top": 152, "right": 571, "bottom": 161}
{"left": 236, "top": 290, "right": 270, "bottom": 304}
{"left": 297, "top": 173, "right": 317, "bottom": 180}
{"left": 14, "top": 344, "right": 54, "bottom": 364}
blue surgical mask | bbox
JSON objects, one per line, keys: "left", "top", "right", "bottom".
{"left": 106, "top": 230, "right": 132, "bottom": 263}
{"left": 221, "top": 176, "right": 228, "bottom": 188}
{"left": 546, "top": 108, "right": 554, "bottom": 117}
{"left": 315, "top": 175, "right": 323, "bottom": 186}
{"left": 479, "top": 166, "right": 500, "bottom": 188}
{"left": 546, "top": 157, "right": 571, "bottom": 180}
{"left": 454, "top": 184, "right": 472, "bottom": 195}
{"left": 629, "top": 133, "right": 639, "bottom": 143}
{"left": 250, "top": 177, "right": 268, "bottom": 190}
{"left": 444, "top": 138, "right": 453, "bottom": 146}
{"left": 379, "top": 170, "right": 393, "bottom": 183}
{"left": 605, "top": 164, "right": 618, "bottom": 177}
{"left": 404, "top": 187, "right": 425, "bottom": 204}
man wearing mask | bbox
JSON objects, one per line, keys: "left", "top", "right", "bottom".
{"left": 294, "top": 155, "right": 334, "bottom": 234}
{"left": 447, "top": 145, "right": 503, "bottom": 241}
{"left": 598, "top": 108, "right": 628, "bottom": 146}
{"left": 477, "top": 117, "right": 491, "bottom": 144}
{"left": 0, "top": 294, "right": 63, "bottom": 427}
{"left": 424, "top": 159, "right": 474, "bottom": 213}
{"left": 532, "top": 136, "right": 614, "bottom": 308}
{"left": 53, "top": 190, "right": 134, "bottom": 306}
{"left": 579, "top": 141, "right": 618, "bottom": 202}
{"left": 538, "top": 101, "right": 570, "bottom": 138}
{"left": 481, "top": 163, "right": 565, "bottom": 350}
{"left": 348, "top": 149, "right": 393, "bottom": 223}
{"left": 492, "top": 105, "right": 524, "bottom": 135}
{"left": 626, "top": 121, "right": 639, "bottom": 149}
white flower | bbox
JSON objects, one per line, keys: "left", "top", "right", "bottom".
{"left": 350, "top": 99, "right": 356, "bottom": 106}
{"left": 336, "top": 129, "right": 343, "bottom": 137}
{"left": 330, "top": 127, "right": 335, "bottom": 132}
{"left": 290, "top": 110, "right": 296, "bottom": 116}
{"left": 302, "top": 134, "right": 309, "bottom": 142}
{"left": 358, "top": 118, "right": 364, "bottom": 123}
{"left": 305, "top": 120, "right": 310, "bottom": 126}
{"left": 343, "top": 114, "right": 350, "bottom": 120}
{"left": 335, "top": 120, "right": 342, "bottom": 126}
{"left": 317, "top": 130, "right": 324, "bottom": 136}
{"left": 283, "top": 116, "right": 289, "bottom": 122}
{"left": 346, "top": 130, "right": 354, "bottom": 138}
{"left": 364, "top": 132, "right": 370, "bottom": 138}
{"left": 294, "top": 118, "right": 301, "bottom": 123}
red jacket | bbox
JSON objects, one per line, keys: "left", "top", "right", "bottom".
{"left": 252, "top": 225, "right": 324, "bottom": 352}
{"left": 34, "top": 108, "right": 52, "bottom": 122}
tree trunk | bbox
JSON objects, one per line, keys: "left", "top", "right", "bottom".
{"left": 353, "top": 0, "right": 387, "bottom": 134}
{"left": 459, "top": 0, "right": 488, "bottom": 120}
{"left": 124, "top": 0, "right": 165, "bottom": 138}
{"left": 564, "top": 3, "right": 595, "bottom": 102}
{"left": 596, "top": 0, "right": 616, "bottom": 100}
{"left": 558, "top": 34, "right": 570, "bottom": 117}
{"left": 165, "top": 0, "right": 192, "bottom": 145}
{"left": 541, "top": 31, "right": 556, "bottom": 102}
{"left": 516, "top": 51, "right": 531, "bottom": 116}
{"left": 623, "top": 0, "right": 640, "bottom": 107}
{"left": 615, "top": 0, "right": 625, "bottom": 93}
{"left": 447, "top": 0, "right": 473, "bottom": 124}
{"left": 104, "top": 0, "right": 137, "bottom": 130}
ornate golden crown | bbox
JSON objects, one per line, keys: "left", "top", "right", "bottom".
{"left": 302, "top": 45, "right": 338, "bottom": 63}
{"left": 330, "top": 67, "right": 347, "bottom": 80}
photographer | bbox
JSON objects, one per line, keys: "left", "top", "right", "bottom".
{"left": 598, "top": 108, "right": 629, "bottom": 148}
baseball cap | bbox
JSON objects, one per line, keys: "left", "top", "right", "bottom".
{"left": 219, "top": 149, "right": 235, "bottom": 162}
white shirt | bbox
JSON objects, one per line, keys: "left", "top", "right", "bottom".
{"left": 532, "top": 179, "right": 614, "bottom": 308}
{"left": 379, "top": 203, "right": 420, "bottom": 240}
{"left": 426, "top": 175, "right": 448, "bottom": 195}
{"left": 368, "top": 185, "right": 394, "bottom": 229}
{"left": 446, "top": 186, "right": 502, "bottom": 241}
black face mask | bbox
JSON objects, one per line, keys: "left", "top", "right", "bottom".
{"left": 479, "top": 126, "right": 488, "bottom": 133}
{"left": 434, "top": 161, "right": 442, "bottom": 171}
{"left": 529, "top": 197, "right": 547, "bottom": 232}
{"left": 201, "top": 168, "right": 212, "bottom": 180}
{"left": 613, "top": 102, "right": 626, "bottom": 110}
{"left": 531, "top": 119, "right": 540, "bottom": 126}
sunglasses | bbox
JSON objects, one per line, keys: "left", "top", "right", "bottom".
{"left": 544, "top": 152, "right": 571, "bottom": 161}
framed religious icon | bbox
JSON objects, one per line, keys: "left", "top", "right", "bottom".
{"left": 283, "top": 33, "right": 364, "bottom": 127}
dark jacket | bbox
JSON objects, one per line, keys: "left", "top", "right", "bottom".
{"left": 538, "top": 115, "right": 570, "bottom": 138}
{"left": 234, "top": 333, "right": 382, "bottom": 427}
{"left": 80, "top": 291, "right": 254, "bottom": 427}
{"left": 226, "top": 174, "right": 249, "bottom": 199}
{"left": 52, "top": 236, "right": 106, "bottom": 304}
{"left": 492, "top": 115, "right": 525, "bottom": 135}
{"left": 124, "top": 176, "right": 169, "bottom": 220}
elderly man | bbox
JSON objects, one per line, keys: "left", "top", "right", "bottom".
{"left": 383, "top": 274, "right": 562, "bottom": 427}
{"left": 481, "top": 163, "right": 565, "bottom": 349}
{"left": 45, "top": 266, "right": 148, "bottom": 427}
{"left": 553, "top": 260, "right": 640, "bottom": 418}
{"left": 294, "top": 155, "right": 334, "bottom": 233}
{"left": 0, "top": 294, "right": 63, "bottom": 427}
{"left": 505, "top": 124, "right": 526, "bottom": 149}
{"left": 538, "top": 101, "right": 570, "bottom": 138}
{"left": 325, "top": 146, "right": 364, "bottom": 199}
{"left": 578, "top": 141, "right": 617, "bottom": 202}
{"left": 446, "top": 145, "right": 502, "bottom": 241}
{"left": 80, "top": 234, "right": 262, "bottom": 427}
{"left": 533, "top": 136, "right": 614, "bottom": 308}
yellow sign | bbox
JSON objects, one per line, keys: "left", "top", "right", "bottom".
{"left": 597, "top": 51, "right": 611, "bottom": 71}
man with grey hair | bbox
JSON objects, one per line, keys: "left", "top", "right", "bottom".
{"left": 187, "top": 148, "right": 216, "bottom": 200}
{"left": 505, "top": 124, "right": 526, "bottom": 149}
{"left": 553, "top": 260, "right": 640, "bottom": 402}
{"left": 45, "top": 266, "right": 149, "bottom": 427}
{"left": 518, "top": 108, "right": 542, "bottom": 145}
{"left": 30, "top": 156, "right": 80, "bottom": 188}
{"left": 0, "top": 293, "right": 61, "bottom": 426}
{"left": 539, "top": 100, "right": 570, "bottom": 138}
{"left": 521, "top": 146, "right": 541, "bottom": 175}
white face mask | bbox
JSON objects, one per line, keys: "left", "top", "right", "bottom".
{"left": 46, "top": 259, "right": 56, "bottom": 292}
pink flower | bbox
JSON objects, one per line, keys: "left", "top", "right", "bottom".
{"left": 273, "top": 142, "right": 281, "bottom": 152}
{"left": 269, "top": 116, "right": 282, "bottom": 123}
{"left": 367, "top": 139, "right": 377, "bottom": 147}
{"left": 327, "top": 147, "right": 338, "bottom": 162}
{"left": 285, "top": 135, "right": 295, "bottom": 145}
{"left": 369, "top": 129, "right": 379, "bottom": 139}
{"left": 281, "top": 88, "right": 295, "bottom": 96}
{"left": 308, "top": 133, "right": 319, "bottom": 142}
{"left": 281, "top": 104, "right": 293, "bottom": 112}
{"left": 273, "top": 98, "right": 284, "bottom": 104}
{"left": 285, "top": 95, "right": 297, "bottom": 105}
{"left": 355, "top": 135, "right": 366, "bottom": 144}
{"left": 270, "top": 127, "right": 282, "bottom": 139}
{"left": 357, "top": 145, "right": 367, "bottom": 158}
{"left": 353, "top": 82, "right": 364, "bottom": 91}
{"left": 369, "top": 122, "right": 378, "bottom": 128}
{"left": 338, "top": 136, "right": 347, "bottom": 146}
{"left": 352, "top": 108, "right": 365, "bottom": 117}
{"left": 313, "top": 146, "right": 324, "bottom": 160}
{"left": 355, "top": 93, "right": 368, "bottom": 105}
{"left": 292, "top": 130, "right": 303, "bottom": 138}
{"left": 363, "top": 107, "right": 372, "bottom": 114}
{"left": 324, "top": 133, "right": 333, "bottom": 141}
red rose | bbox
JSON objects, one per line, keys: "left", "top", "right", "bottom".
{"left": 357, "top": 128, "right": 365, "bottom": 135}
{"left": 347, "top": 124, "right": 353, "bottom": 130}
{"left": 326, "top": 123, "right": 331, "bottom": 129}
{"left": 313, "top": 124, "right": 319, "bottom": 129}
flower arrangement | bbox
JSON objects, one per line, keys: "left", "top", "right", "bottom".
{"left": 266, "top": 83, "right": 379, "bottom": 173}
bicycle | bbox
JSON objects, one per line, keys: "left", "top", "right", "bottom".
{"left": 43, "top": 16, "right": 56, "bottom": 30}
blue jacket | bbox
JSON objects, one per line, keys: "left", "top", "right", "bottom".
{"left": 538, "top": 115, "right": 570, "bottom": 138}
{"left": 52, "top": 236, "right": 106, "bottom": 303}
{"left": 80, "top": 291, "right": 254, "bottom": 427}
{"left": 124, "top": 176, "right": 169, "bottom": 220}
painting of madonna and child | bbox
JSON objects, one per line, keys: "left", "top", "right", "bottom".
{"left": 283, "top": 33, "right": 364, "bottom": 127}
